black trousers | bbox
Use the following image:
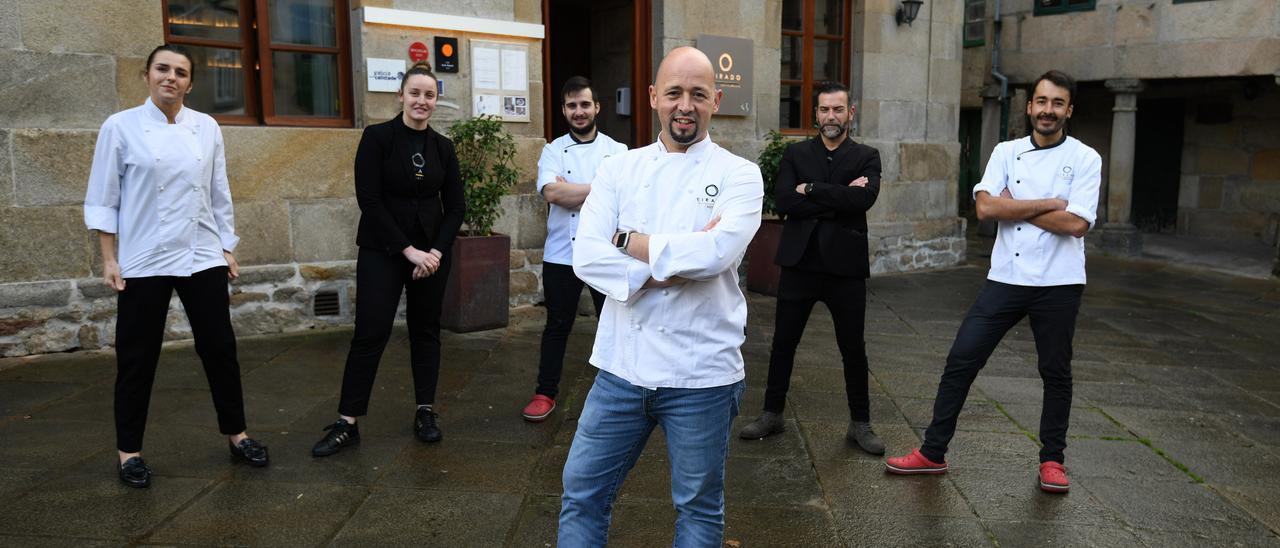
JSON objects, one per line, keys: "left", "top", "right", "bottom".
{"left": 338, "top": 247, "right": 451, "bottom": 417}
{"left": 763, "top": 267, "right": 871, "bottom": 422}
{"left": 114, "top": 266, "right": 245, "bottom": 453}
{"left": 921, "top": 280, "right": 1083, "bottom": 464}
{"left": 536, "top": 262, "right": 605, "bottom": 398}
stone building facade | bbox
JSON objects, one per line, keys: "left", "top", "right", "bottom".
{"left": 0, "top": 0, "right": 965, "bottom": 357}
{"left": 959, "top": 0, "right": 1280, "bottom": 264}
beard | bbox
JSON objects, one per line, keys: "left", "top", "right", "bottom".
{"left": 1033, "top": 114, "right": 1065, "bottom": 136}
{"left": 569, "top": 118, "right": 596, "bottom": 137}
{"left": 820, "top": 121, "right": 848, "bottom": 140}
{"left": 668, "top": 115, "right": 700, "bottom": 145}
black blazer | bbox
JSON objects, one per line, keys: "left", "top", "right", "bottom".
{"left": 773, "top": 137, "right": 882, "bottom": 278}
{"left": 354, "top": 115, "right": 466, "bottom": 257}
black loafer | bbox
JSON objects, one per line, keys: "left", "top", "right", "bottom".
{"left": 414, "top": 408, "right": 442, "bottom": 443}
{"left": 119, "top": 456, "right": 152, "bottom": 488}
{"left": 312, "top": 419, "right": 360, "bottom": 457}
{"left": 229, "top": 438, "right": 270, "bottom": 467}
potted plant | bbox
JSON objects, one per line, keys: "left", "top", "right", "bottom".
{"left": 441, "top": 115, "right": 519, "bottom": 332}
{"left": 746, "top": 130, "right": 795, "bottom": 296}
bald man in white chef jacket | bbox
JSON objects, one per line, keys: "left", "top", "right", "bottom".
{"left": 558, "top": 47, "right": 764, "bottom": 547}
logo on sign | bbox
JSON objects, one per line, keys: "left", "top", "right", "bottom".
{"left": 409, "top": 42, "right": 429, "bottom": 62}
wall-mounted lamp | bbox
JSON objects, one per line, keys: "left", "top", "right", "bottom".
{"left": 896, "top": 0, "right": 923, "bottom": 26}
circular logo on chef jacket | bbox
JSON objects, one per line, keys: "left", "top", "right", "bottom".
{"left": 1063, "top": 166, "right": 1072, "bottom": 175}
{"left": 705, "top": 184, "right": 720, "bottom": 197}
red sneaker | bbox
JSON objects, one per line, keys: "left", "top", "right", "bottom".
{"left": 1039, "top": 461, "right": 1069, "bottom": 493}
{"left": 522, "top": 394, "right": 556, "bottom": 422}
{"left": 885, "top": 448, "right": 948, "bottom": 475}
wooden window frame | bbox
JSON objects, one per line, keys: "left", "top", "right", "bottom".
{"left": 781, "top": 0, "right": 852, "bottom": 136}
{"left": 1033, "top": 0, "right": 1096, "bottom": 16}
{"left": 963, "top": 0, "right": 986, "bottom": 48}
{"left": 162, "top": 0, "right": 353, "bottom": 127}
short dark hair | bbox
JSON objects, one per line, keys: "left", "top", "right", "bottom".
{"left": 813, "top": 81, "right": 851, "bottom": 106}
{"left": 1031, "top": 70, "right": 1077, "bottom": 105}
{"left": 562, "top": 76, "right": 597, "bottom": 103}
{"left": 400, "top": 61, "right": 437, "bottom": 91}
{"left": 144, "top": 44, "right": 195, "bottom": 82}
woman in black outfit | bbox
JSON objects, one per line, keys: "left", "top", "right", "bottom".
{"left": 312, "top": 62, "right": 465, "bottom": 456}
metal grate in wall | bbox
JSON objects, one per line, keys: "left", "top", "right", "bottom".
{"left": 313, "top": 290, "right": 341, "bottom": 316}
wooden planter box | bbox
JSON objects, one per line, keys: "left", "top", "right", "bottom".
{"left": 441, "top": 233, "right": 510, "bottom": 333}
{"left": 745, "top": 219, "right": 784, "bottom": 297}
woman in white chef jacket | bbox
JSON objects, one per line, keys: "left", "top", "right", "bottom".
{"left": 84, "top": 45, "right": 269, "bottom": 489}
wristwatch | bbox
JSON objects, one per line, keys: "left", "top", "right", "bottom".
{"left": 614, "top": 231, "right": 632, "bottom": 254}
{"left": 804, "top": 182, "right": 816, "bottom": 195}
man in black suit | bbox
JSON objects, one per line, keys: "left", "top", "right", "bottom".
{"left": 739, "top": 81, "right": 885, "bottom": 454}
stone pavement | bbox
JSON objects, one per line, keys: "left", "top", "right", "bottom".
{"left": 2, "top": 247, "right": 1279, "bottom": 547}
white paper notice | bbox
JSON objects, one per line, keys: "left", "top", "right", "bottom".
{"left": 474, "top": 94, "right": 501, "bottom": 117}
{"left": 366, "top": 58, "right": 406, "bottom": 93}
{"left": 473, "top": 47, "right": 501, "bottom": 90}
{"left": 501, "top": 49, "right": 527, "bottom": 91}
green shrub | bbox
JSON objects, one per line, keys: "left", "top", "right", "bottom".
{"left": 757, "top": 130, "right": 797, "bottom": 217}
{"left": 447, "top": 115, "right": 519, "bottom": 236}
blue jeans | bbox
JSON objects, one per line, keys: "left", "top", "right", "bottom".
{"left": 559, "top": 370, "right": 745, "bottom": 548}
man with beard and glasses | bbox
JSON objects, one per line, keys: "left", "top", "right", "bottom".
{"left": 738, "top": 81, "right": 887, "bottom": 456}
{"left": 886, "top": 70, "right": 1101, "bottom": 495}
{"left": 559, "top": 47, "right": 763, "bottom": 546}
{"left": 522, "top": 76, "right": 627, "bottom": 422}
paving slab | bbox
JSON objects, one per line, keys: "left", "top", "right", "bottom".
{"left": 144, "top": 479, "right": 366, "bottom": 545}
{"left": 983, "top": 521, "right": 1144, "bottom": 548}
{"left": 830, "top": 510, "right": 993, "bottom": 548}
{"left": 1084, "top": 477, "right": 1271, "bottom": 537}
{"left": 8, "top": 473, "right": 211, "bottom": 540}
{"left": 330, "top": 488, "right": 522, "bottom": 546}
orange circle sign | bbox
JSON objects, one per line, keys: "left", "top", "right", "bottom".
{"left": 442, "top": 43, "right": 454, "bottom": 57}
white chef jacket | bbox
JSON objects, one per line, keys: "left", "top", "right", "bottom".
{"left": 84, "top": 98, "right": 239, "bottom": 279}
{"left": 536, "top": 132, "right": 628, "bottom": 265}
{"left": 573, "top": 135, "right": 764, "bottom": 389}
{"left": 973, "top": 135, "right": 1101, "bottom": 287}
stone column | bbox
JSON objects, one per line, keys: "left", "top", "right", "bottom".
{"left": 1098, "top": 79, "right": 1145, "bottom": 255}
{"left": 977, "top": 85, "right": 1003, "bottom": 237}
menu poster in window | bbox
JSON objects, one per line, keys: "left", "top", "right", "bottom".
{"left": 367, "top": 58, "right": 406, "bottom": 93}
{"left": 472, "top": 46, "right": 501, "bottom": 90}
{"left": 474, "top": 94, "right": 501, "bottom": 117}
{"left": 470, "top": 40, "right": 530, "bottom": 122}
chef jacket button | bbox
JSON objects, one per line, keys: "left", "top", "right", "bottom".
{"left": 571, "top": 213, "right": 575, "bottom": 217}
{"left": 568, "top": 170, "right": 571, "bottom": 174}
{"left": 1016, "top": 180, "right": 1020, "bottom": 184}
{"left": 1015, "top": 252, "right": 1020, "bottom": 257}
{"left": 159, "top": 186, "right": 165, "bottom": 191}
{"left": 1017, "top": 227, "right": 1021, "bottom": 231}
{"left": 662, "top": 290, "right": 668, "bottom": 296}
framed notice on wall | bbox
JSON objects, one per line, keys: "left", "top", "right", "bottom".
{"left": 470, "top": 40, "right": 530, "bottom": 122}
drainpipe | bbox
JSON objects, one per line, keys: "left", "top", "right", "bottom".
{"left": 991, "top": 0, "right": 1009, "bottom": 139}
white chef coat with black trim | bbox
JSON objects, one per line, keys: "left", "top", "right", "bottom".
{"left": 573, "top": 135, "right": 763, "bottom": 389}
{"left": 537, "top": 131, "right": 628, "bottom": 265}
{"left": 973, "top": 135, "right": 1102, "bottom": 287}
{"left": 84, "top": 98, "right": 239, "bottom": 278}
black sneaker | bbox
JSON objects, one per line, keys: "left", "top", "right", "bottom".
{"left": 229, "top": 438, "right": 270, "bottom": 467}
{"left": 312, "top": 419, "right": 360, "bottom": 457}
{"left": 415, "top": 408, "right": 442, "bottom": 443}
{"left": 118, "top": 456, "right": 152, "bottom": 488}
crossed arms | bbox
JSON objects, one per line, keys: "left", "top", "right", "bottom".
{"left": 975, "top": 188, "right": 1089, "bottom": 238}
